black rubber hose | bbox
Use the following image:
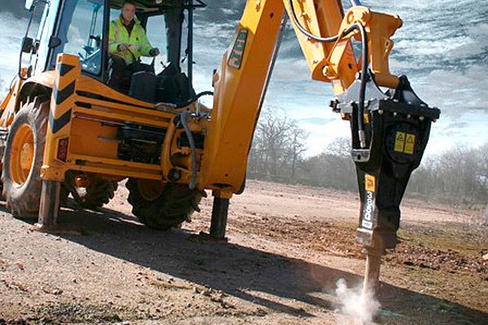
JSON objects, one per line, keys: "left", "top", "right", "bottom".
{"left": 180, "top": 111, "right": 198, "bottom": 190}
{"left": 287, "top": 0, "right": 369, "bottom": 147}
{"left": 288, "top": 0, "right": 364, "bottom": 45}
{"left": 356, "top": 22, "right": 368, "bottom": 148}
{"left": 195, "top": 91, "right": 214, "bottom": 100}
{"left": 288, "top": 0, "right": 339, "bottom": 43}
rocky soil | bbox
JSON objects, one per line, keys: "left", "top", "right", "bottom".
{"left": 0, "top": 180, "right": 486, "bottom": 324}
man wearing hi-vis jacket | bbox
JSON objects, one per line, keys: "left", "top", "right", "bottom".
{"left": 108, "top": 0, "right": 159, "bottom": 93}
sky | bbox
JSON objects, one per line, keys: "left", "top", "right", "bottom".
{"left": 1, "top": 0, "right": 487, "bottom": 157}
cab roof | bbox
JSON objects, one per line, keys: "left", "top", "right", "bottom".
{"left": 109, "top": 0, "right": 205, "bottom": 11}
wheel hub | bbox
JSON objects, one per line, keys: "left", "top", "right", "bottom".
{"left": 10, "top": 124, "right": 35, "bottom": 185}
{"left": 20, "top": 143, "right": 33, "bottom": 170}
{"left": 137, "top": 179, "right": 165, "bottom": 201}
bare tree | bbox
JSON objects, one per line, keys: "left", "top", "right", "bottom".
{"left": 248, "top": 107, "right": 308, "bottom": 182}
{"left": 250, "top": 110, "right": 488, "bottom": 210}
{"left": 408, "top": 143, "right": 488, "bottom": 206}
{"left": 287, "top": 123, "right": 308, "bottom": 182}
{"left": 296, "top": 138, "right": 356, "bottom": 191}
{"left": 324, "top": 137, "right": 351, "bottom": 156}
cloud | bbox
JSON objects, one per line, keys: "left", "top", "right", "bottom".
{"left": 220, "top": 8, "right": 238, "bottom": 16}
{"left": 272, "top": 58, "right": 310, "bottom": 82}
{"left": 424, "top": 109, "right": 488, "bottom": 156}
{"left": 0, "top": 13, "right": 28, "bottom": 98}
{"left": 0, "top": 73, "right": 4, "bottom": 94}
{"left": 411, "top": 65, "right": 488, "bottom": 115}
{"left": 298, "top": 117, "right": 336, "bottom": 126}
{"left": 301, "top": 119, "right": 350, "bottom": 156}
{"left": 2, "top": 0, "right": 28, "bottom": 18}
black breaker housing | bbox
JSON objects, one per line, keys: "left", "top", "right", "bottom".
{"left": 331, "top": 75, "right": 441, "bottom": 252}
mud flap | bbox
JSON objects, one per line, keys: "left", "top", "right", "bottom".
{"left": 332, "top": 76, "right": 440, "bottom": 251}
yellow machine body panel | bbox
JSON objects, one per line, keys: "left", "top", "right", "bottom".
{"left": 199, "top": 0, "right": 286, "bottom": 192}
{"left": 284, "top": 0, "right": 357, "bottom": 89}
{"left": 37, "top": 54, "right": 193, "bottom": 182}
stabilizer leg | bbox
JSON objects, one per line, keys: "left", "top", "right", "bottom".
{"left": 34, "top": 180, "right": 83, "bottom": 235}
{"left": 210, "top": 196, "right": 230, "bottom": 239}
{"left": 192, "top": 190, "right": 231, "bottom": 242}
{"left": 36, "top": 180, "right": 61, "bottom": 231}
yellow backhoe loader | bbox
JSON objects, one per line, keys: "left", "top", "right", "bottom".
{"left": 0, "top": 0, "right": 440, "bottom": 298}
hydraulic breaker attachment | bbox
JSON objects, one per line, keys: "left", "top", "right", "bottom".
{"left": 332, "top": 75, "right": 440, "bottom": 252}
{"left": 332, "top": 74, "right": 440, "bottom": 297}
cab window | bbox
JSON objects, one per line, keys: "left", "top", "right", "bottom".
{"left": 144, "top": 14, "right": 168, "bottom": 73}
{"left": 56, "top": 0, "right": 105, "bottom": 75}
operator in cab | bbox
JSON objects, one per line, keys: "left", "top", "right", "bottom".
{"left": 108, "top": 0, "right": 160, "bottom": 93}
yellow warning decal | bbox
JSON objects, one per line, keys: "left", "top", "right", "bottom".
{"left": 365, "top": 174, "right": 375, "bottom": 192}
{"left": 404, "top": 134, "right": 416, "bottom": 154}
{"left": 394, "top": 131, "right": 405, "bottom": 152}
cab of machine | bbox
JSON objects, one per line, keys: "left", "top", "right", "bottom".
{"left": 21, "top": 0, "right": 204, "bottom": 88}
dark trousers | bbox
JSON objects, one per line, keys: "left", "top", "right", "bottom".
{"left": 108, "top": 56, "right": 154, "bottom": 94}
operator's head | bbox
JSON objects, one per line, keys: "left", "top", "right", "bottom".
{"left": 121, "top": 0, "right": 136, "bottom": 24}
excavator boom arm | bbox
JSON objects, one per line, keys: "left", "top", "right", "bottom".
{"left": 200, "top": 0, "right": 404, "bottom": 193}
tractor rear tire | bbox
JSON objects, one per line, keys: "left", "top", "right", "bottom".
{"left": 82, "top": 179, "right": 118, "bottom": 209}
{"left": 61, "top": 173, "right": 118, "bottom": 209}
{"left": 126, "top": 178, "right": 202, "bottom": 230}
{"left": 1, "top": 97, "right": 48, "bottom": 219}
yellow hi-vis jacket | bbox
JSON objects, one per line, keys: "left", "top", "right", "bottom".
{"left": 109, "top": 16, "right": 153, "bottom": 65}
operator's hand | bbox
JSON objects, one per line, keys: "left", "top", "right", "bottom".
{"left": 117, "top": 43, "right": 131, "bottom": 52}
{"left": 149, "top": 47, "right": 160, "bottom": 57}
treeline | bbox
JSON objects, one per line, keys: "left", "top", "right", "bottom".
{"left": 408, "top": 144, "right": 488, "bottom": 206}
{"left": 248, "top": 108, "right": 488, "bottom": 207}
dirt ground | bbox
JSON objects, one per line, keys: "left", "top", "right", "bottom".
{"left": 0, "top": 180, "right": 486, "bottom": 325}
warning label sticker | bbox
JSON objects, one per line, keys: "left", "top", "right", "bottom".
{"left": 394, "top": 131, "right": 405, "bottom": 152}
{"left": 404, "top": 134, "right": 416, "bottom": 154}
{"left": 365, "top": 174, "right": 375, "bottom": 192}
{"left": 394, "top": 131, "right": 416, "bottom": 155}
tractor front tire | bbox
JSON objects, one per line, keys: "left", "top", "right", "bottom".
{"left": 127, "top": 178, "right": 202, "bottom": 230}
{"left": 1, "top": 97, "right": 48, "bottom": 219}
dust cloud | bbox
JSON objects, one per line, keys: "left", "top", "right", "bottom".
{"left": 335, "top": 278, "right": 380, "bottom": 325}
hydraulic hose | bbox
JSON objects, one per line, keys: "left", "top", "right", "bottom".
{"left": 356, "top": 22, "right": 368, "bottom": 149}
{"left": 288, "top": 0, "right": 369, "bottom": 148}
{"left": 194, "top": 90, "right": 214, "bottom": 115}
{"left": 180, "top": 111, "right": 198, "bottom": 190}
{"left": 195, "top": 90, "right": 214, "bottom": 100}
{"left": 288, "top": 0, "right": 339, "bottom": 43}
